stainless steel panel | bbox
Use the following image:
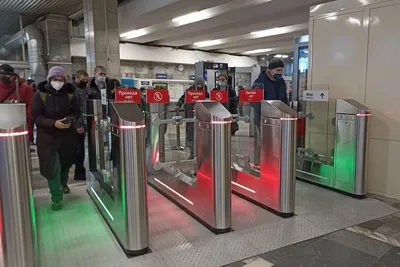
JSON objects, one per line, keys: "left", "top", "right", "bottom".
{"left": 148, "top": 100, "right": 232, "bottom": 232}
{"left": 87, "top": 102, "right": 149, "bottom": 255}
{"left": 262, "top": 100, "right": 298, "bottom": 119}
{"left": 336, "top": 99, "right": 371, "bottom": 115}
{"left": 0, "top": 104, "right": 37, "bottom": 267}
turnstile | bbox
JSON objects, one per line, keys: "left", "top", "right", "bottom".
{"left": 231, "top": 101, "right": 297, "bottom": 217}
{"left": 296, "top": 99, "right": 370, "bottom": 197}
{"left": 0, "top": 104, "right": 37, "bottom": 267}
{"left": 86, "top": 100, "right": 149, "bottom": 256}
{"left": 147, "top": 100, "right": 232, "bottom": 233}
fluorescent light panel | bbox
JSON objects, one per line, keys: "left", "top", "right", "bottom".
{"left": 172, "top": 11, "right": 210, "bottom": 25}
{"left": 250, "top": 27, "right": 291, "bottom": 38}
{"left": 194, "top": 39, "right": 222, "bottom": 47}
{"left": 244, "top": 48, "right": 273, "bottom": 54}
{"left": 120, "top": 29, "right": 147, "bottom": 39}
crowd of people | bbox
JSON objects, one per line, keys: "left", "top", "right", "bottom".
{"left": 0, "top": 57, "right": 287, "bottom": 211}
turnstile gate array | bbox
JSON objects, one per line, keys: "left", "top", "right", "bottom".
{"left": 0, "top": 104, "right": 37, "bottom": 267}
{"left": 86, "top": 100, "right": 149, "bottom": 256}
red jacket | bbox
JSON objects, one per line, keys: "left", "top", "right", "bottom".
{"left": 0, "top": 80, "right": 34, "bottom": 127}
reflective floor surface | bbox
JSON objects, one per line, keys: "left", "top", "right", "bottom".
{"left": 34, "top": 180, "right": 398, "bottom": 267}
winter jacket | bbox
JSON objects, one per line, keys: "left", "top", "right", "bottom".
{"left": 0, "top": 79, "right": 34, "bottom": 132}
{"left": 73, "top": 84, "right": 87, "bottom": 129}
{"left": 32, "top": 81, "right": 81, "bottom": 179}
{"left": 252, "top": 72, "right": 289, "bottom": 127}
{"left": 87, "top": 77, "right": 121, "bottom": 100}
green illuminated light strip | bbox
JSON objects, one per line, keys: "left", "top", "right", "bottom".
{"left": 90, "top": 187, "right": 114, "bottom": 221}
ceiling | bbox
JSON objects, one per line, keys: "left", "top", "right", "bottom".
{"left": 0, "top": 0, "right": 331, "bottom": 56}
{"left": 118, "top": 0, "right": 332, "bottom": 55}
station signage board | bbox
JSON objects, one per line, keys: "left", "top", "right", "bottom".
{"left": 146, "top": 89, "right": 170, "bottom": 104}
{"left": 302, "top": 90, "right": 329, "bottom": 102}
{"left": 156, "top": 73, "right": 168, "bottom": 79}
{"left": 185, "top": 90, "right": 206, "bottom": 104}
{"left": 115, "top": 89, "right": 141, "bottom": 104}
{"left": 239, "top": 89, "right": 264, "bottom": 102}
{"left": 210, "top": 90, "right": 228, "bottom": 103}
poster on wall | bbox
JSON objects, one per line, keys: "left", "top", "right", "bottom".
{"left": 153, "top": 82, "right": 168, "bottom": 90}
{"left": 168, "top": 83, "right": 184, "bottom": 99}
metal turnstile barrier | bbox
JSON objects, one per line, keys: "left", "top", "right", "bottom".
{"left": 296, "top": 99, "right": 370, "bottom": 197}
{"left": 232, "top": 101, "right": 297, "bottom": 217}
{"left": 0, "top": 104, "right": 37, "bottom": 267}
{"left": 86, "top": 100, "right": 149, "bottom": 256}
{"left": 147, "top": 100, "right": 232, "bottom": 233}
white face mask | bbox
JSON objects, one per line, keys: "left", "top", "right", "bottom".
{"left": 51, "top": 81, "right": 64, "bottom": 91}
{"left": 96, "top": 75, "right": 106, "bottom": 83}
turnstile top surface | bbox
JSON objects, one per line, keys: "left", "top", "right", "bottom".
{"left": 336, "top": 99, "right": 371, "bottom": 115}
{"left": 0, "top": 103, "right": 26, "bottom": 130}
{"left": 261, "top": 100, "right": 297, "bottom": 119}
{"left": 195, "top": 100, "right": 232, "bottom": 122}
{"left": 110, "top": 102, "right": 145, "bottom": 125}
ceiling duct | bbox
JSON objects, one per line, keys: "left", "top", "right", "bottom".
{"left": 0, "top": 24, "right": 47, "bottom": 82}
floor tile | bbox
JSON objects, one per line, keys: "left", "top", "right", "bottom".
{"left": 324, "top": 230, "right": 393, "bottom": 258}
{"left": 370, "top": 246, "right": 400, "bottom": 267}
{"left": 262, "top": 239, "right": 377, "bottom": 267}
{"left": 243, "top": 258, "right": 274, "bottom": 267}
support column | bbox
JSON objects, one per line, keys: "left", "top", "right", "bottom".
{"left": 39, "top": 14, "right": 72, "bottom": 79}
{"left": 83, "top": 0, "right": 120, "bottom": 78}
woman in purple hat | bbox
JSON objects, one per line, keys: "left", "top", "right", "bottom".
{"left": 31, "top": 66, "right": 81, "bottom": 210}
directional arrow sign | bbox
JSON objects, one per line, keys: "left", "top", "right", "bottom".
{"left": 302, "top": 90, "right": 329, "bottom": 102}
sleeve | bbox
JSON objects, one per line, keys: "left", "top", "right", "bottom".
{"left": 70, "top": 93, "right": 81, "bottom": 124}
{"left": 229, "top": 88, "right": 238, "bottom": 114}
{"left": 251, "top": 78, "right": 262, "bottom": 89}
{"left": 176, "top": 91, "right": 186, "bottom": 108}
{"left": 282, "top": 82, "right": 289, "bottom": 105}
{"left": 24, "top": 85, "right": 34, "bottom": 123}
{"left": 31, "top": 92, "right": 56, "bottom": 129}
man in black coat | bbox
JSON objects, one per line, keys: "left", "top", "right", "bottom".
{"left": 32, "top": 66, "right": 81, "bottom": 210}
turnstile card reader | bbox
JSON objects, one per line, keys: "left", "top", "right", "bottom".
{"left": 296, "top": 99, "right": 370, "bottom": 197}
{"left": 148, "top": 100, "right": 233, "bottom": 233}
{"left": 87, "top": 100, "right": 149, "bottom": 256}
{"left": 232, "top": 101, "right": 297, "bottom": 217}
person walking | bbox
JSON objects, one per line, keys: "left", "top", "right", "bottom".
{"left": 32, "top": 66, "right": 81, "bottom": 210}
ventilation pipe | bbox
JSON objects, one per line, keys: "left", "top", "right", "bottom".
{"left": 0, "top": 24, "right": 47, "bottom": 82}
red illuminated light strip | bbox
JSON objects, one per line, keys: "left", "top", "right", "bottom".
{"left": 231, "top": 181, "right": 256, "bottom": 194}
{"left": 154, "top": 178, "right": 194, "bottom": 205}
{"left": 357, "top": 113, "right": 371, "bottom": 117}
{"left": 211, "top": 120, "right": 232, "bottom": 124}
{"left": 119, "top": 125, "right": 145, "bottom": 129}
{"left": 0, "top": 131, "right": 28, "bottom": 137}
{"left": 280, "top": 118, "right": 298, "bottom": 121}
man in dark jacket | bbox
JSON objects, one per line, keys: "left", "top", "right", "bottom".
{"left": 32, "top": 66, "right": 81, "bottom": 210}
{"left": 73, "top": 70, "right": 89, "bottom": 180}
{"left": 87, "top": 65, "right": 121, "bottom": 100}
{"left": 252, "top": 58, "right": 289, "bottom": 127}
{"left": 176, "top": 77, "right": 209, "bottom": 159}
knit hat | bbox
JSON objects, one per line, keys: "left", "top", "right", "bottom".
{"left": 47, "top": 66, "right": 67, "bottom": 82}
{"left": 194, "top": 76, "right": 206, "bottom": 86}
{"left": 268, "top": 58, "right": 285, "bottom": 70}
{"left": 0, "top": 64, "right": 14, "bottom": 75}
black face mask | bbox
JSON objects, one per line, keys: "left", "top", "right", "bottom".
{"left": 1, "top": 76, "right": 11, "bottom": 85}
{"left": 77, "top": 81, "right": 88, "bottom": 88}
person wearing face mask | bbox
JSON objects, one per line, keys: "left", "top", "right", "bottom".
{"left": 216, "top": 74, "right": 239, "bottom": 135}
{"left": 73, "top": 70, "right": 89, "bottom": 180}
{"left": 32, "top": 66, "right": 81, "bottom": 211}
{"left": 251, "top": 58, "right": 289, "bottom": 128}
{"left": 176, "top": 77, "right": 209, "bottom": 159}
{"left": 0, "top": 64, "right": 34, "bottom": 142}
{"left": 87, "top": 66, "right": 121, "bottom": 100}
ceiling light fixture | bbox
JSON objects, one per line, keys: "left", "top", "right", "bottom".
{"left": 120, "top": 29, "right": 147, "bottom": 39}
{"left": 194, "top": 39, "right": 222, "bottom": 48}
{"left": 172, "top": 11, "right": 210, "bottom": 25}
{"left": 250, "top": 27, "right": 290, "bottom": 38}
{"left": 244, "top": 48, "right": 273, "bottom": 55}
